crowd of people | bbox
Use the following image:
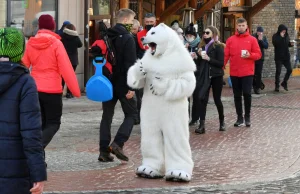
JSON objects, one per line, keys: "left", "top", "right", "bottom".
{"left": 0, "top": 7, "right": 295, "bottom": 193}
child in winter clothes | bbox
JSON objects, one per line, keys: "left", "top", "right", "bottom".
{"left": 0, "top": 27, "right": 46, "bottom": 194}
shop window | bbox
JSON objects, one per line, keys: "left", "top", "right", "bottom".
{"left": 7, "top": 0, "right": 57, "bottom": 38}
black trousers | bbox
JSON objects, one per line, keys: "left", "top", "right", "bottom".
{"left": 275, "top": 60, "right": 292, "bottom": 87}
{"left": 135, "top": 89, "right": 143, "bottom": 121}
{"left": 62, "top": 65, "right": 77, "bottom": 94}
{"left": 38, "top": 92, "right": 63, "bottom": 148}
{"left": 230, "top": 76, "right": 253, "bottom": 117}
{"left": 191, "top": 76, "right": 224, "bottom": 121}
{"left": 253, "top": 60, "right": 263, "bottom": 89}
{"left": 99, "top": 92, "right": 138, "bottom": 152}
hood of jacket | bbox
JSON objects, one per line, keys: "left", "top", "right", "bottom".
{"left": 63, "top": 28, "right": 79, "bottom": 36}
{"left": 277, "top": 24, "right": 288, "bottom": 34}
{"left": 107, "top": 23, "right": 130, "bottom": 40}
{"left": 27, "top": 29, "right": 61, "bottom": 50}
{"left": 0, "top": 62, "right": 28, "bottom": 95}
{"left": 61, "top": 29, "right": 79, "bottom": 41}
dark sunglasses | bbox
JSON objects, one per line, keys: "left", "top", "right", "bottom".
{"left": 203, "top": 31, "right": 210, "bottom": 35}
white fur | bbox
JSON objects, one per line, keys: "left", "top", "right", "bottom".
{"left": 128, "top": 23, "right": 196, "bottom": 181}
{"left": 165, "top": 170, "right": 192, "bottom": 182}
{"left": 136, "top": 165, "right": 164, "bottom": 178}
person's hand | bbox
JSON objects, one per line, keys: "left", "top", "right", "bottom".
{"left": 190, "top": 52, "right": 197, "bottom": 59}
{"left": 185, "top": 43, "right": 189, "bottom": 48}
{"left": 242, "top": 50, "right": 250, "bottom": 58}
{"left": 258, "top": 33, "right": 263, "bottom": 40}
{"left": 280, "top": 31, "right": 285, "bottom": 37}
{"left": 126, "top": 90, "right": 135, "bottom": 99}
{"left": 202, "top": 54, "right": 210, "bottom": 61}
{"left": 30, "top": 182, "right": 45, "bottom": 194}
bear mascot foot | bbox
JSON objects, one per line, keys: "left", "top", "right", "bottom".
{"left": 165, "top": 170, "right": 191, "bottom": 182}
{"left": 136, "top": 165, "right": 164, "bottom": 179}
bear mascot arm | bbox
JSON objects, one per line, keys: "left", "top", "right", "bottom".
{"left": 150, "top": 71, "right": 196, "bottom": 101}
{"left": 127, "top": 59, "right": 146, "bottom": 89}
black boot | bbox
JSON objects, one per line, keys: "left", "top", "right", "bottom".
{"left": 274, "top": 86, "right": 279, "bottom": 92}
{"left": 195, "top": 120, "right": 205, "bottom": 134}
{"left": 219, "top": 117, "right": 226, "bottom": 131}
{"left": 245, "top": 115, "right": 251, "bottom": 127}
{"left": 98, "top": 151, "right": 114, "bottom": 162}
{"left": 281, "top": 82, "right": 288, "bottom": 91}
{"left": 234, "top": 116, "right": 244, "bottom": 127}
{"left": 189, "top": 120, "right": 198, "bottom": 126}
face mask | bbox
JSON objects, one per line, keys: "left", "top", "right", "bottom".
{"left": 124, "top": 24, "right": 133, "bottom": 32}
{"left": 204, "top": 37, "right": 212, "bottom": 44}
{"left": 186, "top": 37, "right": 195, "bottom": 42}
{"left": 145, "top": 25, "right": 154, "bottom": 31}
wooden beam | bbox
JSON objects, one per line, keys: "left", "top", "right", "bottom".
{"left": 194, "top": 0, "right": 220, "bottom": 20}
{"left": 189, "top": 0, "right": 198, "bottom": 9}
{"left": 247, "top": 0, "right": 273, "bottom": 18}
{"left": 159, "top": 0, "right": 189, "bottom": 22}
{"left": 155, "top": 0, "right": 165, "bottom": 20}
{"left": 138, "top": 0, "right": 143, "bottom": 23}
{"left": 120, "top": 0, "right": 129, "bottom": 9}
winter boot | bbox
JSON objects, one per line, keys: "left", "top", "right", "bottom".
{"left": 281, "top": 81, "right": 288, "bottom": 91}
{"left": 219, "top": 117, "right": 226, "bottom": 131}
{"left": 234, "top": 116, "right": 244, "bottom": 127}
{"left": 245, "top": 115, "right": 251, "bottom": 127}
{"left": 195, "top": 120, "right": 205, "bottom": 134}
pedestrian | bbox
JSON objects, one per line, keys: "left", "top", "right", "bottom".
{"left": 224, "top": 18, "right": 261, "bottom": 127}
{"left": 171, "top": 20, "right": 184, "bottom": 42}
{"left": 135, "top": 14, "right": 156, "bottom": 124}
{"left": 272, "top": 24, "right": 293, "bottom": 92}
{"left": 192, "top": 26, "right": 225, "bottom": 134}
{"left": 136, "top": 13, "right": 156, "bottom": 59}
{"left": 61, "top": 23, "right": 83, "bottom": 98}
{"left": 56, "top": 20, "right": 71, "bottom": 36}
{"left": 252, "top": 26, "right": 268, "bottom": 94}
{"left": 98, "top": 8, "right": 138, "bottom": 162}
{"left": 131, "top": 19, "right": 140, "bottom": 35}
{"left": 0, "top": 27, "right": 46, "bottom": 194}
{"left": 183, "top": 23, "right": 201, "bottom": 126}
{"left": 22, "top": 15, "right": 81, "bottom": 153}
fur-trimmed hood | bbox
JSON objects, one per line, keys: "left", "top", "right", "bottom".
{"left": 63, "top": 28, "right": 78, "bottom": 36}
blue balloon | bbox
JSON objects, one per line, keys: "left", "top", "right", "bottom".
{"left": 86, "top": 57, "right": 113, "bottom": 102}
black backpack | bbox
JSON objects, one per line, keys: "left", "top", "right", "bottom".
{"left": 99, "top": 21, "right": 116, "bottom": 67}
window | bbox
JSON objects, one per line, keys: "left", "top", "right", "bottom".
{"left": 7, "top": 0, "right": 57, "bottom": 38}
{"left": 91, "top": 0, "right": 110, "bottom": 15}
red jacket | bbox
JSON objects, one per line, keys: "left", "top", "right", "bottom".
{"left": 91, "top": 40, "right": 112, "bottom": 73}
{"left": 224, "top": 30, "right": 262, "bottom": 77}
{"left": 137, "top": 29, "right": 149, "bottom": 50}
{"left": 22, "top": 30, "right": 81, "bottom": 97}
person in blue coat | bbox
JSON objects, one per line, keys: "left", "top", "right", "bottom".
{"left": 0, "top": 27, "right": 47, "bottom": 194}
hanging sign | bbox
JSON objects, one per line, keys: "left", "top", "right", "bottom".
{"left": 222, "top": 0, "right": 245, "bottom": 7}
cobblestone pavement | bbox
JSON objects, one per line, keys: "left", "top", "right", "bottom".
{"left": 44, "top": 77, "right": 300, "bottom": 194}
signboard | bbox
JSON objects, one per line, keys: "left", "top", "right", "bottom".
{"left": 222, "top": 0, "right": 245, "bottom": 7}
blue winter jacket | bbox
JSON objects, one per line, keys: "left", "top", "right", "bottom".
{"left": 0, "top": 62, "right": 47, "bottom": 194}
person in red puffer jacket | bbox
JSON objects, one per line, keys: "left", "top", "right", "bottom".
{"left": 22, "top": 15, "right": 81, "bottom": 158}
{"left": 224, "top": 18, "right": 261, "bottom": 128}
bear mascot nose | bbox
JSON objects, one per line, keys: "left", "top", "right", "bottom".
{"left": 141, "top": 37, "right": 144, "bottom": 41}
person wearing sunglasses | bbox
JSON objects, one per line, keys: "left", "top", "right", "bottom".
{"left": 191, "top": 26, "right": 225, "bottom": 134}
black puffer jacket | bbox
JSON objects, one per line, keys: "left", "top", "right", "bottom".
{"left": 272, "top": 24, "right": 293, "bottom": 61}
{"left": 61, "top": 28, "right": 83, "bottom": 66}
{"left": 107, "top": 23, "right": 137, "bottom": 96}
{"left": 0, "top": 62, "right": 47, "bottom": 194}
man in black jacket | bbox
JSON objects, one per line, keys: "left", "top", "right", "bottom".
{"left": 98, "top": 8, "right": 138, "bottom": 162}
{"left": 272, "top": 24, "right": 293, "bottom": 92}
{"left": 252, "top": 26, "right": 268, "bottom": 94}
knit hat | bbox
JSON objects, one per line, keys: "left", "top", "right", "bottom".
{"left": 0, "top": 27, "right": 25, "bottom": 63}
{"left": 38, "top": 14, "right": 56, "bottom": 31}
{"left": 185, "top": 23, "right": 197, "bottom": 37}
{"left": 257, "top": 26, "right": 264, "bottom": 32}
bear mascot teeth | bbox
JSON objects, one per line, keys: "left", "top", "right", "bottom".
{"left": 127, "top": 23, "right": 196, "bottom": 182}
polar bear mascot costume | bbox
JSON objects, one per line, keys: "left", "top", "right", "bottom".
{"left": 127, "top": 23, "right": 196, "bottom": 182}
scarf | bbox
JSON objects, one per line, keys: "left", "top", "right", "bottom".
{"left": 184, "top": 34, "right": 201, "bottom": 48}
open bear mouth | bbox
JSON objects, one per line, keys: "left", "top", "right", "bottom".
{"left": 148, "top": 42, "right": 157, "bottom": 55}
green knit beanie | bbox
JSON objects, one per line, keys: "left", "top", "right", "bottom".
{"left": 0, "top": 27, "right": 25, "bottom": 63}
